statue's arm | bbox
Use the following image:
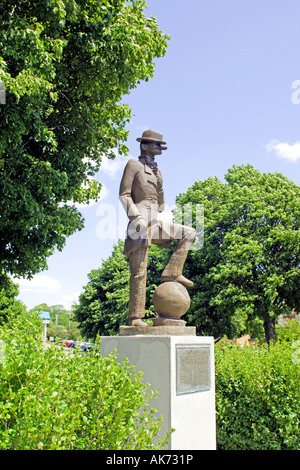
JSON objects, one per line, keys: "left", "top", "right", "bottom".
{"left": 156, "top": 169, "right": 165, "bottom": 212}
{"left": 119, "top": 159, "right": 141, "bottom": 221}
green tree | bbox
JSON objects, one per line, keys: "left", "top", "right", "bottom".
{"left": 30, "top": 303, "right": 51, "bottom": 314}
{"left": 0, "top": 0, "right": 169, "bottom": 279}
{"left": 31, "top": 303, "right": 82, "bottom": 340}
{"left": 31, "top": 303, "right": 70, "bottom": 326}
{"left": 49, "top": 304, "right": 70, "bottom": 326}
{"left": 0, "top": 274, "right": 27, "bottom": 325}
{"left": 47, "top": 321, "right": 82, "bottom": 341}
{"left": 276, "top": 317, "right": 300, "bottom": 343}
{"left": 74, "top": 240, "right": 168, "bottom": 338}
{"left": 177, "top": 165, "right": 300, "bottom": 343}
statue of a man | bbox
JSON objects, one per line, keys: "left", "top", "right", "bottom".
{"left": 119, "top": 130, "right": 196, "bottom": 327}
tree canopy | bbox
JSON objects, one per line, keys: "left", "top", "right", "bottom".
{"left": 30, "top": 302, "right": 82, "bottom": 340}
{"left": 0, "top": 0, "right": 169, "bottom": 279}
{"left": 178, "top": 165, "right": 300, "bottom": 343}
{"left": 0, "top": 274, "right": 27, "bottom": 325}
{"left": 30, "top": 303, "right": 70, "bottom": 326}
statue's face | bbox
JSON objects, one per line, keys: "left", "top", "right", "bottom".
{"left": 141, "top": 141, "right": 162, "bottom": 158}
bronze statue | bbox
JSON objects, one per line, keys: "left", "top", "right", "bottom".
{"left": 119, "top": 130, "right": 196, "bottom": 327}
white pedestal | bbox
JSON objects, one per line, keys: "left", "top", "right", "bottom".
{"left": 100, "top": 335, "right": 216, "bottom": 450}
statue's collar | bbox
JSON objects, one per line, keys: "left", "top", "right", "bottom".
{"left": 139, "top": 156, "right": 158, "bottom": 173}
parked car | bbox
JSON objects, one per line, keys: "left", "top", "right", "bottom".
{"left": 58, "top": 339, "right": 94, "bottom": 353}
{"left": 58, "top": 339, "right": 76, "bottom": 347}
{"left": 77, "top": 342, "right": 93, "bottom": 353}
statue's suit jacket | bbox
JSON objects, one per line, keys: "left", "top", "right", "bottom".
{"left": 119, "top": 158, "right": 169, "bottom": 256}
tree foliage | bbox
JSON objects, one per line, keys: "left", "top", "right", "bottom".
{"left": 30, "top": 303, "right": 82, "bottom": 340}
{"left": 276, "top": 317, "right": 300, "bottom": 344}
{"left": 0, "top": 274, "right": 27, "bottom": 325}
{"left": 31, "top": 303, "right": 70, "bottom": 326}
{"left": 178, "top": 165, "right": 300, "bottom": 342}
{"left": 0, "top": 0, "right": 169, "bottom": 278}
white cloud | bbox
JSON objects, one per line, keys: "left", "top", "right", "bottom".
{"left": 57, "top": 292, "right": 81, "bottom": 310}
{"left": 15, "top": 275, "right": 81, "bottom": 310}
{"left": 266, "top": 139, "right": 300, "bottom": 162}
{"left": 100, "top": 153, "right": 129, "bottom": 178}
{"left": 82, "top": 151, "right": 129, "bottom": 178}
{"left": 16, "top": 275, "right": 61, "bottom": 294}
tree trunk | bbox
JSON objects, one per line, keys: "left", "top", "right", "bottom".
{"left": 264, "top": 313, "right": 277, "bottom": 344}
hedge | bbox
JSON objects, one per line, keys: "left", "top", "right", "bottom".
{"left": 0, "top": 314, "right": 169, "bottom": 450}
{"left": 215, "top": 335, "right": 300, "bottom": 450}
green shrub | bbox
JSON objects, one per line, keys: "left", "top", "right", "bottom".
{"left": 0, "top": 314, "right": 168, "bottom": 450}
{"left": 215, "top": 340, "right": 300, "bottom": 450}
{"left": 276, "top": 318, "right": 300, "bottom": 343}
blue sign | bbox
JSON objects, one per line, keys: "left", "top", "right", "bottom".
{"left": 39, "top": 311, "right": 50, "bottom": 321}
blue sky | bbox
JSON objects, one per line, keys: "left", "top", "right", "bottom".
{"left": 16, "top": 0, "right": 300, "bottom": 310}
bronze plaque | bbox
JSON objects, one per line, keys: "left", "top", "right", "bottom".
{"left": 176, "top": 344, "right": 211, "bottom": 395}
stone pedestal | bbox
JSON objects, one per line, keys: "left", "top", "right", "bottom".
{"left": 119, "top": 325, "right": 196, "bottom": 336}
{"left": 100, "top": 335, "right": 216, "bottom": 450}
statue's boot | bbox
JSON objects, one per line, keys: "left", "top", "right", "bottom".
{"left": 161, "top": 274, "right": 194, "bottom": 287}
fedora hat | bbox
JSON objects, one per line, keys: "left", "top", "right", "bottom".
{"left": 136, "top": 129, "right": 166, "bottom": 145}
